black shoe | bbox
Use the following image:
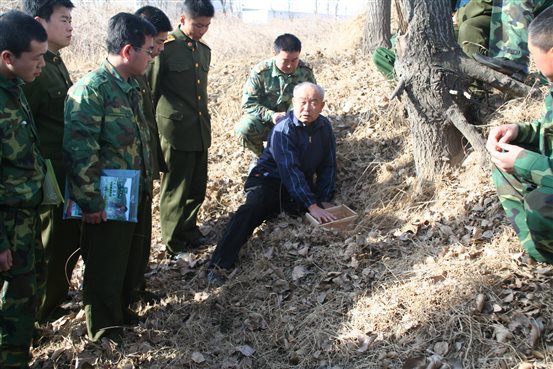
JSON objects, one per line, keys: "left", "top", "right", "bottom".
{"left": 473, "top": 53, "right": 527, "bottom": 79}
{"left": 123, "top": 307, "right": 143, "bottom": 326}
{"left": 207, "top": 269, "right": 227, "bottom": 287}
{"left": 131, "top": 290, "right": 161, "bottom": 304}
{"left": 187, "top": 235, "right": 208, "bottom": 249}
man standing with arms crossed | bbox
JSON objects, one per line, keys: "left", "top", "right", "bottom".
{"left": 148, "top": 0, "right": 215, "bottom": 257}
{"left": 0, "top": 10, "right": 48, "bottom": 368}
{"left": 64, "top": 12, "right": 155, "bottom": 342}
{"left": 22, "top": 0, "right": 80, "bottom": 323}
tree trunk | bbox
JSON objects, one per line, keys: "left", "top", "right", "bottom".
{"left": 362, "top": 0, "right": 392, "bottom": 54}
{"left": 393, "top": 0, "right": 531, "bottom": 182}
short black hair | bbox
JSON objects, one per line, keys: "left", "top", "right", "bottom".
{"left": 23, "top": 0, "right": 75, "bottom": 21}
{"left": 182, "top": 0, "right": 215, "bottom": 18}
{"left": 0, "top": 10, "right": 47, "bottom": 57}
{"left": 135, "top": 5, "right": 172, "bottom": 33}
{"left": 106, "top": 12, "right": 157, "bottom": 55}
{"left": 273, "top": 33, "right": 302, "bottom": 53}
{"left": 529, "top": 5, "right": 553, "bottom": 51}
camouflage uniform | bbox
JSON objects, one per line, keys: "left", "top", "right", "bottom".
{"left": 492, "top": 85, "right": 553, "bottom": 264}
{"left": 489, "top": 0, "right": 553, "bottom": 71}
{"left": 22, "top": 50, "right": 81, "bottom": 323}
{"left": 147, "top": 27, "right": 211, "bottom": 254}
{"left": 133, "top": 72, "right": 166, "bottom": 296}
{"left": 63, "top": 60, "right": 153, "bottom": 341}
{"left": 234, "top": 58, "right": 316, "bottom": 156}
{"left": 0, "top": 74, "right": 45, "bottom": 368}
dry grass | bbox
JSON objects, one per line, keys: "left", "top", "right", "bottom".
{"left": 28, "top": 7, "right": 553, "bottom": 369}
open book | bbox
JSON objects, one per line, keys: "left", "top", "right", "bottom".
{"left": 63, "top": 169, "right": 140, "bottom": 222}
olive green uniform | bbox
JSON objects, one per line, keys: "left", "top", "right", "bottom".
{"left": 456, "top": 0, "right": 493, "bottom": 56}
{"left": 0, "top": 74, "right": 45, "bottom": 369}
{"left": 147, "top": 27, "right": 211, "bottom": 254}
{"left": 234, "top": 58, "right": 316, "bottom": 156}
{"left": 22, "top": 50, "right": 81, "bottom": 323}
{"left": 64, "top": 60, "right": 153, "bottom": 341}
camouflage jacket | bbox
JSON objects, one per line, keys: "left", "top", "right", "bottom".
{"left": 136, "top": 72, "right": 167, "bottom": 180}
{"left": 0, "top": 74, "right": 45, "bottom": 251}
{"left": 512, "top": 85, "right": 553, "bottom": 187}
{"left": 63, "top": 60, "right": 153, "bottom": 214}
{"left": 148, "top": 26, "right": 211, "bottom": 152}
{"left": 23, "top": 50, "right": 72, "bottom": 162}
{"left": 242, "top": 58, "right": 316, "bottom": 124}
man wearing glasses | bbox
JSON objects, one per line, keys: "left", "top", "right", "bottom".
{"left": 63, "top": 12, "right": 156, "bottom": 343}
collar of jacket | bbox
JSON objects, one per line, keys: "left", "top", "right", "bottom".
{"left": 100, "top": 59, "right": 140, "bottom": 93}
{"left": 0, "top": 73, "right": 24, "bottom": 98}
{"left": 174, "top": 26, "right": 198, "bottom": 50}
{"left": 45, "top": 50, "right": 63, "bottom": 65}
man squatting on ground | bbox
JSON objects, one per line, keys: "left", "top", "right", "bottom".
{"left": 22, "top": 0, "right": 80, "bottom": 324}
{"left": 63, "top": 12, "right": 156, "bottom": 342}
{"left": 0, "top": 10, "right": 48, "bottom": 369}
{"left": 235, "top": 33, "right": 316, "bottom": 157}
{"left": 487, "top": 6, "right": 553, "bottom": 265}
{"left": 148, "top": 0, "right": 214, "bottom": 256}
{"left": 133, "top": 5, "right": 171, "bottom": 304}
{"left": 208, "top": 82, "right": 337, "bottom": 285}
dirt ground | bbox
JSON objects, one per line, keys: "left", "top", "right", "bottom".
{"left": 28, "top": 9, "right": 553, "bottom": 369}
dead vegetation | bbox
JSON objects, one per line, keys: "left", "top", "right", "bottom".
{"left": 29, "top": 7, "right": 553, "bottom": 369}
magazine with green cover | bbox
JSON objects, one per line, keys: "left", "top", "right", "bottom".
{"left": 41, "top": 159, "right": 64, "bottom": 206}
{"left": 63, "top": 169, "right": 140, "bottom": 222}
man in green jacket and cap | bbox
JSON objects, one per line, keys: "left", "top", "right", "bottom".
{"left": 147, "top": 0, "right": 214, "bottom": 256}
{"left": 22, "top": 0, "right": 80, "bottom": 324}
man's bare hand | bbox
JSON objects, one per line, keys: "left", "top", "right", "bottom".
{"left": 320, "top": 202, "right": 335, "bottom": 209}
{"left": 308, "top": 203, "right": 337, "bottom": 224}
{"left": 272, "top": 112, "right": 287, "bottom": 124}
{"left": 0, "top": 249, "right": 13, "bottom": 272}
{"left": 83, "top": 210, "right": 107, "bottom": 224}
{"left": 486, "top": 124, "right": 518, "bottom": 154}
{"left": 490, "top": 142, "right": 524, "bottom": 174}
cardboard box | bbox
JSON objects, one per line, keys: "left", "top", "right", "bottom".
{"left": 305, "top": 204, "right": 357, "bottom": 231}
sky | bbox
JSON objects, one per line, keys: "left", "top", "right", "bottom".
{"left": 238, "top": 0, "right": 367, "bottom": 16}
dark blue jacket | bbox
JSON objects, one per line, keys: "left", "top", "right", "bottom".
{"left": 255, "top": 111, "right": 336, "bottom": 208}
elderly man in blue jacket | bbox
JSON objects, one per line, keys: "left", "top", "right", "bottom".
{"left": 208, "top": 82, "right": 337, "bottom": 285}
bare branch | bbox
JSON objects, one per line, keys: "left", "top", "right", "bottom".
{"left": 389, "top": 77, "right": 406, "bottom": 100}
{"left": 445, "top": 104, "right": 487, "bottom": 161}
{"left": 458, "top": 56, "right": 531, "bottom": 98}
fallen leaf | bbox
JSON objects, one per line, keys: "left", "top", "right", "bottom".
{"left": 475, "top": 294, "right": 485, "bottom": 312}
{"left": 494, "top": 324, "right": 512, "bottom": 343}
{"left": 402, "top": 357, "right": 426, "bottom": 369}
{"left": 191, "top": 352, "right": 205, "bottom": 363}
{"left": 236, "top": 344, "right": 256, "bottom": 357}
{"left": 433, "top": 341, "right": 448, "bottom": 356}
{"left": 292, "top": 265, "right": 307, "bottom": 281}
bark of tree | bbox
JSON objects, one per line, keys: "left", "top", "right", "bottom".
{"left": 393, "top": 0, "right": 531, "bottom": 182}
{"left": 362, "top": 0, "right": 392, "bottom": 54}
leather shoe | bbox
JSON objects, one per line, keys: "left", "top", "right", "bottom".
{"left": 207, "top": 269, "right": 227, "bottom": 287}
{"left": 187, "top": 235, "right": 209, "bottom": 249}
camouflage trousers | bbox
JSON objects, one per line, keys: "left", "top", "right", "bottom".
{"left": 491, "top": 167, "right": 553, "bottom": 264}
{"left": 0, "top": 207, "right": 44, "bottom": 369}
{"left": 234, "top": 115, "right": 274, "bottom": 157}
{"left": 489, "top": 0, "right": 552, "bottom": 70}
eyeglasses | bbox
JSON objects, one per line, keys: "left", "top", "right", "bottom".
{"left": 134, "top": 46, "right": 154, "bottom": 56}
